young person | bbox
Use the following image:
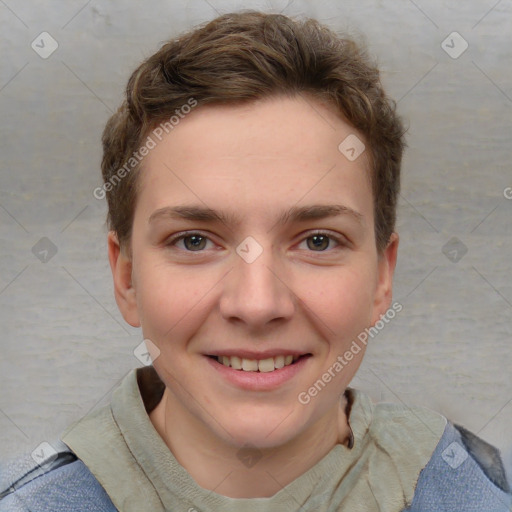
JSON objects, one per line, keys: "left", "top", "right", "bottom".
{"left": 1, "top": 10, "right": 510, "bottom": 512}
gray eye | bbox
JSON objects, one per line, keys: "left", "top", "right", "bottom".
{"left": 183, "top": 235, "right": 208, "bottom": 251}
{"left": 307, "top": 234, "right": 331, "bottom": 251}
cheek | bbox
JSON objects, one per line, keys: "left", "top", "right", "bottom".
{"left": 133, "top": 245, "right": 378, "bottom": 345}
{"left": 135, "top": 259, "right": 207, "bottom": 341}
{"left": 297, "top": 266, "right": 376, "bottom": 335}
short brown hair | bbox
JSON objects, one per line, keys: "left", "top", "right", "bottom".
{"left": 101, "top": 10, "right": 405, "bottom": 253}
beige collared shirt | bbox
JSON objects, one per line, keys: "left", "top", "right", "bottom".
{"left": 61, "top": 366, "right": 446, "bottom": 512}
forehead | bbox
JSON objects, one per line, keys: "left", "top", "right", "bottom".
{"left": 135, "top": 95, "right": 373, "bottom": 226}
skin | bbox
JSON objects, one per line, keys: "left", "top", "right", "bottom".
{"left": 108, "top": 94, "right": 398, "bottom": 498}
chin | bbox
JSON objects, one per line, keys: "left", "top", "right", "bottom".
{"left": 219, "top": 411, "right": 306, "bottom": 450}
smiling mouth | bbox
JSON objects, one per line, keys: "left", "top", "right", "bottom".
{"left": 208, "top": 354, "right": 312, "bottom": 372}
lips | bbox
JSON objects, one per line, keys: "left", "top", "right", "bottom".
{"left": 206, "top": 352, "right": 312, "bottom": 390}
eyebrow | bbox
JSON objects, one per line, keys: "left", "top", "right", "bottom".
{"left": 148, "top": 204, "right": 364, "bottom": 227}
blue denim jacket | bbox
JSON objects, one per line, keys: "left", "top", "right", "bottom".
{"left": 1, "top": 420, "right": 511, "bottom": 512}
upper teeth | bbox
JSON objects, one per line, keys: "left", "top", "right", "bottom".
{"left": 217, "top": 355, "right": 298, "bottom": 372}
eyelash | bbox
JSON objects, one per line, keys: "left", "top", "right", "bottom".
{"left": 165, "top": 230, "right": 346, "bottom": 253}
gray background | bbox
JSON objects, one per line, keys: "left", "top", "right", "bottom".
{"left": 1, "top": 0, "right": 511, "bottom": 483}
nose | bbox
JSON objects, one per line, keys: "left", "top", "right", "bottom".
{"left": 219, "top": 239, "right": 295, "bottom": 330}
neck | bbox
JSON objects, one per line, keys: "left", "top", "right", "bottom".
{"left": 149, "top": 388, "right": 352, "bottom": 499}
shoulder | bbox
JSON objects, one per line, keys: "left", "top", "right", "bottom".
{"left": 405, "top": 420, "right": 512, "bottom": 512}
{"left": 0, "top": 440, "right": 117, "bottom": 512}
{"left": 350, "top": 391, "right": 512, "bottom": 510}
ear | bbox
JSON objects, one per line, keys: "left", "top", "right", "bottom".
{"left": 370, "top": 232, "right": 399, "bottom": 325}
{"left": 107, "top": 231, "right": 141, "bottom": 328}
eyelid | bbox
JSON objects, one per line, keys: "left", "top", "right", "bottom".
{"left": 164, "top": 230, "right": 217, "bottom": 250}
{"left": 298, "top": 229, "right": 350, "bottom": 251}
{"left": 305, "top": 229, "right": 348, "bottom": 244}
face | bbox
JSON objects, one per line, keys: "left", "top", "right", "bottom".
{"left": 109, "top": 95, "right": 397, "bottom": 450}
